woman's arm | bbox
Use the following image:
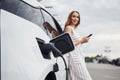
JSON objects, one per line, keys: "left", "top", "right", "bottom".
{"left": 64, "top": 26, "right": 89, "bottom": 46}
{"left": 74, "top": 37, "right": 89, "bottom": 46}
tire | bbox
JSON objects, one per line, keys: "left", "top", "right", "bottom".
{"left": 45, "top": 72, "right": 56, "bottom": 80}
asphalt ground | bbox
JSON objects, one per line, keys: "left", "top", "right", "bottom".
{"left": 86, "top": 63, "right": 120, "bottom": 80}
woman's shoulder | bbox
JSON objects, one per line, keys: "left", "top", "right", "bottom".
{"left": 64, "top": 25, "right": 73, "bottom": 33}
{"left": 66, "top": 25, "right": 74, "bottom": 30}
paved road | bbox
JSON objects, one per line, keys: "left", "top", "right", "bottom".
{"left": 86, "top": 63, "right": 120, "bottom": 80}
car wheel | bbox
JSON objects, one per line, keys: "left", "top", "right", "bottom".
{"left": 45, "top": 72, "right": 56, "bottom": 80}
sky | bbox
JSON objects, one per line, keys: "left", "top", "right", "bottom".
{"left": 40, "top": 0, "right": 120, "bottom": 59}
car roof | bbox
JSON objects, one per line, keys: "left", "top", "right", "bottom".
{"left": 22, "top": 0, "right": 46, "bottom": 10}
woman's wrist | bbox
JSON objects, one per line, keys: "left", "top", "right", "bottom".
{"left": 79, "top": 39, "right": 84, "bottom": 44}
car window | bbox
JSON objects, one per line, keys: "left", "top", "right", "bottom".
{"left": 16, "top": 1, "right": 45, "bottom": 31}
{"left": 41, "top": 10, "right": 58, "bottom": 39}
{"left": 1, "top": 0, "right": 61, "bottom": 38}
{"left": 1, "top": 0, "right": 20, "bottom": 13}
{"left": 1, "top": 0, "right": 45, "bottom": 32}
{"left": 43, "top": 21, "right": 57, "bottom": 38}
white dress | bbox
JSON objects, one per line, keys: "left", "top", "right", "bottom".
{"left": 68, "top": 26, "right": 92, "bottom": 80}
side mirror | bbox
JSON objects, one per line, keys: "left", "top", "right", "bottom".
{"left": 50, "top": 33, "right": 74, "bottom": 57}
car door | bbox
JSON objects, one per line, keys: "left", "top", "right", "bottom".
{"left": 1, "top": 0, "right": 58, "bottom": 80}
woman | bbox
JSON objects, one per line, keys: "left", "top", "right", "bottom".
{"left": 64, "top": 11, "right": 92, "bottom": 80}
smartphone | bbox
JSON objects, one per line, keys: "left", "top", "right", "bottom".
{"left": 87, "top": 34, "right": 93, "bottom": 37}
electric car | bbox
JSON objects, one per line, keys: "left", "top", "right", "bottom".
{"left": 1, "top": 0, "right": 74, "bottom": 80}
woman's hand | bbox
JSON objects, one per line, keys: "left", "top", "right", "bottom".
{"left": 74, "top": 36, "right": 89, "bottom": 46}
{"left": 80, "top": 37, "right": 89, "bottom": 44}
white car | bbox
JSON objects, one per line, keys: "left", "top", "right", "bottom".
{"left": 1, "top": 0, "right": 74, "bottom": 80}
